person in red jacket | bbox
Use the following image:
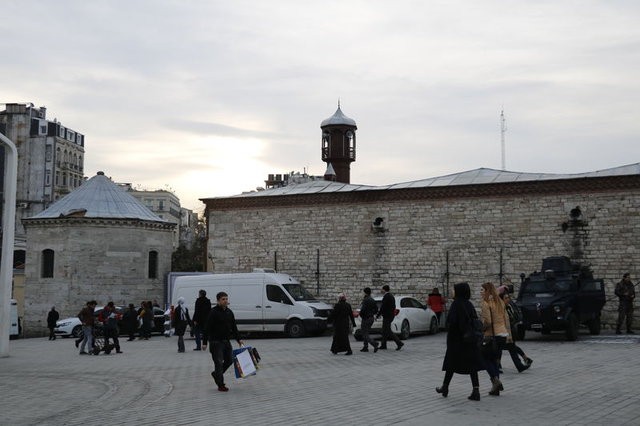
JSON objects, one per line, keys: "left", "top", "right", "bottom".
{"left": 427, "top": 287, "right": 446, "bottom": 323}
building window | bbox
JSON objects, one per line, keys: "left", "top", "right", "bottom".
{"left": 41, "top": 249, "right": 54, "bottom": 278}
{"left": 158, "top": 200, "right": 164, "bottom": 211}
{"left": 45, "top": 171, "right": 51, "bottom": 186}
{"left": 13, "top": 250, "right": 26, "bottom": 270}
{"left": 148, "top": 250, "right": 158, "bottom": 279}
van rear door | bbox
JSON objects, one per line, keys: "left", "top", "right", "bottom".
{"left": 228, "top": 275, "right": 265, "bottom": 331}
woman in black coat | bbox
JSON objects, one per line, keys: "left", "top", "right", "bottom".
{"left": 330, "top": 294, "right": 357, "bottom": 355}
{"left": 436, "top": 282, "right": 485, "bottom": 401}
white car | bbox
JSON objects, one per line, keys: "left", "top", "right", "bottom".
{"left": 54, "top": 306, "right": 127, "bottom": 338}
{"left": 353, "top": 295, "right": 439, "bottom": 340}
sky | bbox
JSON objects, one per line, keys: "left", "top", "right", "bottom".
{"left": 2, "top": 1, "right": 639, "bottom": 212}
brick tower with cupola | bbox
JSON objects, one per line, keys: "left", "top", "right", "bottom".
{"left": 320, "top": 103, "right": 357, "bottom": 184}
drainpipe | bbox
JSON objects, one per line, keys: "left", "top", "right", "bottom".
{"left": 0, "top": 132, "right": 18, "bottom": 357}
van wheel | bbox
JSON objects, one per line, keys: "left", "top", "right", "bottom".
{"left": 287, "top": 319, "right": 305, "bottom": 338}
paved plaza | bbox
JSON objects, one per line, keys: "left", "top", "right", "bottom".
{"left": 1, "top": 329, "right": 639, "bottom": 425}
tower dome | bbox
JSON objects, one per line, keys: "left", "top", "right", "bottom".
{"left": 320, "top": 105, "right": 357, "bottom": 128}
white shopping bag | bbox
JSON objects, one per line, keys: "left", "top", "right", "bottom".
{"left": 234, "top": 347, "right": 257, "bottom": 378}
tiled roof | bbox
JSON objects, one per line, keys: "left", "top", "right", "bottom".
{"left": 27, "top": 172, "right": 169, "bottom": 223}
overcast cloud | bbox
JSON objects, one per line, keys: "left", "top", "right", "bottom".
{"left": 2, "top": 1, "right": 639, "bottom": 211}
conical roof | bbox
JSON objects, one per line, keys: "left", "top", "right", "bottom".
{"left": 321, "top": 106, "right": 357, "bottom": 128}
{"left": 27, "top": 171, "right": 168, "bottom": 223}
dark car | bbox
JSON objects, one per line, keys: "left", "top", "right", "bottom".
{"left": 516, "top": 256, "right": 606, "bottom": 341}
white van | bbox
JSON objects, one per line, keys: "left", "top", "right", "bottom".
{"left": 171, "top": 270, "right": 333, "bottom": 337}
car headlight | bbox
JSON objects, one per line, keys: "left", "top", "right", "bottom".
{"left": 553, "top": 305, "right": 562, "bottom": 313}
{"left": 56, "top": 321, "right": 72, "bottom": 327}
{"left": 310, "top": 306, "right": 318, "bottom": 316}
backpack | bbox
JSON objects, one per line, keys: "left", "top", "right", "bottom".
{"left": 506, "top": 301, "right": 522, "bottom": 324}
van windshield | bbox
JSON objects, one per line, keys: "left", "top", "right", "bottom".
{"left": 283, "top": 284, "right": 317, "bottom": 301}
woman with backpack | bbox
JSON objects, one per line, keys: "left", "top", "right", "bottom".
{"left": 436, "top": 282, "right": 485, "bottom": 401}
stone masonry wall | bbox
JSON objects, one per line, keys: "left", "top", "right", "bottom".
{"left": 23, "top": 220, "right": 174, "bottom": 336}
{"left": 207, "top": 188, "right": 640, "bottom": 330}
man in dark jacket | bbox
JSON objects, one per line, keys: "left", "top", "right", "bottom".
{"left": 376, "top": 285, "right": 403, "bottom": 350}
{"left": 206, "top": 292, "right": 243, "bottom": 392}
{"left": 615, "top": 273, "right": 636, "bottom": 334}
{"left": 101, "top": 302, "right": 123, "bottom": 354}
{"left": 193, "top": 289, "right": 212, "bottom": 351}
{"left": 122, "top": 304, "right": 138, "bottom": 341}
{"left": 47, "top": 306, "right": 59, "bottom": 340}
{"left": 359, "top": 288, "right": 379, "bottom": 352}
{"left": 78, "top": 300, "right": 97, "bottom": 355}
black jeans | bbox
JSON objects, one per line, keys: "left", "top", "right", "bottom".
{"left": 210, "top": 340, "right": 233, "bottom": 387}
{"left": 360, "top": 317, "right": 378, "bottom": 349}
{"left": 483, "top": 336, "right": 507, "bottom": 378}
{"left": 103, "top": 328, "right": 120, "bottom": 351}
{"left": 381, "top": 318, "right": 401, "bottom": 348}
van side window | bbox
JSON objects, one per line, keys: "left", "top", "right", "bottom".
{"left": 266, "top": 285, "right": 293, "bottom": 305}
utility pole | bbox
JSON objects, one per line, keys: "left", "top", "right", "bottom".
{"left": 500, "top": 109, "right": 507, "bottom": 170}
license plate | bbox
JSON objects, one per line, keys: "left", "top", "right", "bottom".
{"left": 531, "top": 323, "right": 542, "bottom": 329}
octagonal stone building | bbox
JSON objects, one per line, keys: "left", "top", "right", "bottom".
{"left": 22, "top": 171, "right": 175, "bottom": 336}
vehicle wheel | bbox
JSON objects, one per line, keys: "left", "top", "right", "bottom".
{"left": 565, "top": 314, "right": 579, "bottom": 341}
{"left": 72, "top": 325, "right": 83, "bottom": 338}
{"left": 400, "top": 320, "right": 410, "bottom": 340}
{"left": 516, "top": 324, "right": 526, "bottom": 341}
{"left": 588, "top": 316, "right": 601, "bottom": 335}
{"left": 286, "top": 319, "right": 305, "bottom": 338}
{"left": 429, "top": 317, "right": 438, "bottom": 335}
{"left": 354, "top": 330, "right": 363, "bottom": 341}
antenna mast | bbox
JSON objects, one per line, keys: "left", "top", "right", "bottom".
{"left": 500, "top": 109, "right": 507, "bottom": 170}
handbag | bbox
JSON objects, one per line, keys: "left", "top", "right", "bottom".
{"left": 481, "top": 306, "right": 498, "bottom": 356}
{"left": 462, "top": 306, "right": 483, "bottom": 347}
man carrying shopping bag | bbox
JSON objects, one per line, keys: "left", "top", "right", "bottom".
{"left": 206, "top": 291, "right": 243, "bottom": 392}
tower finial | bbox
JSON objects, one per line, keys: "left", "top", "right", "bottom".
{"left": 338, "top": 98, "right": 340, "bottom": 109}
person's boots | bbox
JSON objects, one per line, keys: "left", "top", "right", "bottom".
{"left": 468, "top": 386, "right": 480, "bottom": 401}
{"left": 435, "top": 385, "right": 449, "bottom": 397}
{"left": 489, "top": 377, "right": 501, "bottom": 396}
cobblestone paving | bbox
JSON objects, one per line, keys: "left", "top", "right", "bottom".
{"left": 1, "top": 330, "right": 639, "bottom": 425}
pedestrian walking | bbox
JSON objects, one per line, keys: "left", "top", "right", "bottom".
{"left": 138, "top": 301, "right": 153, "bottom": 340}
{"left": 480, "top": 282, "right": 509, "bottom": 396}
{"left": 330, "top": 293, "right": 357, "bottom": 355}
{"left": 615, "top": 273, "right": 636, "bottom": 334}
{"left": 358, "top": 287, "right": 379, "bottom": 353}
{"left": 78, "top": 300, "right": 97, "bottom": 355}
{"left": 46, "top": 306, "right": 59, "bottom": 340}
{"left": 436, "top": 282, "right": 485, "bottom": 401}
{"left": 497, "top": 288, "right": 532, "bottom": 372}
{"left": 193, "top": 289, "right": 212, "bottom": 351}
{"left": 100, "top": 302, "right": 122, "bottom": 354}
{"left": 122, "top": 303, "right": 138, "bottom": 341}
{"left": 427, "top": 287, "right": 446, "bottom": 323}
{"left": 376, "top": 285, "right": 404, "bottom": 351}
{"left": 205, "top": 292, "right": 243, "bottom": 392}
{"left": 173, "top": 297, "right": 192, "bottom": 353}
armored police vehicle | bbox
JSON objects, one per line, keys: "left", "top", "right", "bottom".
{"left": 516, "top": 256, "right": 606, "bottom": 341}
